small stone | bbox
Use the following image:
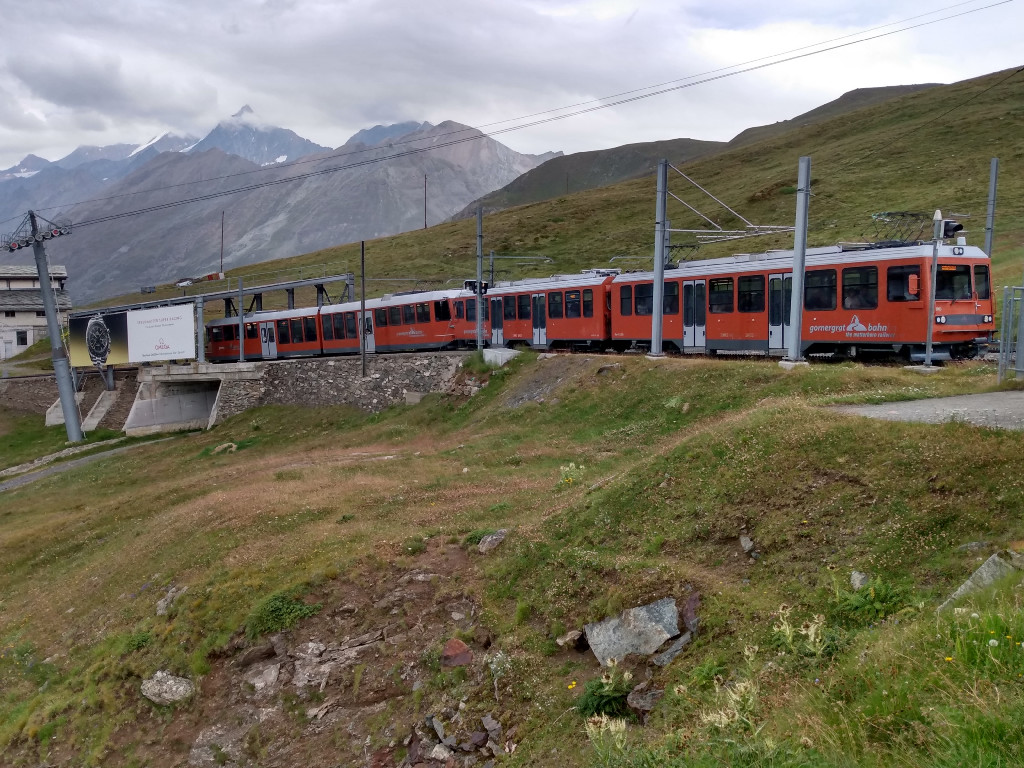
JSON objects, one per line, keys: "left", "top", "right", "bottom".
{"left": 555, "top": 629, "right": 583, "bottom": 648}
{"left": 141, "top": 670, "right": 194, "bottom": 705}
{"left": 441, "top": 638, "right": 473, "bottom": 668}
{"left": 477, "top": 529, "right": 507, "bottom": 554}
{"left": 850, "top": 571, "right": 870, "bottom": 590}
{"left": 212, "top": 442, "right": 237, "bottom": 454}
{"left": 739, "top": 535, "right": 755, "bottom": 553}
{"left": 431, "top": 716, "right": 446, "bottom": 742}
{"left": 428, "top": 743, "right": 453, "bottom": 762}
{"left": 451, "top": 611, "right": 466, "bottom": 621}
{"left": 469, "top": 731, "right": 488, "bottom": 747}
{"left": 626, "top": 682, "right": 664, "bottom": 723}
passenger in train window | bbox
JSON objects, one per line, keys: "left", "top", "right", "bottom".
{"left": 844, "top": 288, "right": 869, "bottom": 310}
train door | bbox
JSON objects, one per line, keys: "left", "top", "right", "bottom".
{"left": 259, "top": 321, "right": 277, "bottom": 359}
{"left": 532, "top": 293, "right": 547, "bottom": 347}
{"left": 490, "top": 297, "right": 504, "bottom": 346}
{"left": 682, "top": 280, "right": 706, "bottom": 352}
{"left": 768, "top": 272, "right": 792, "bottom": 354}
{"left": 361, "top": 311, "right": 375, "bottom": 353}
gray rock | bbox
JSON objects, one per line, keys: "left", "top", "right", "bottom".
{"left": 428, "top": 743, "right": 454, "bottom": 762}
{"left": 682, "top": 592, "right": 700, "bottom": 634}
{"left": 243, "top": 662, "right": 280, "bottom": 695}
{"left": 739, "top": 535, "right": 755, "bottom": 553}
{"left": 156, "top": 585, "right": 187, "bottom": 616}
{"left": 555, "top": 629, "right": 583, "bottom": 648}
{"left": 585, "top": 597, "right": 679, "bottom": 666}
{"left": 939, "top": 553, "right": 1020, "bottom": 612}
{"left": 850, "top": 571, "right": 870, "bottom": 590}
{"left": 431, "top": 715, "right": 446, "bottom": 742}
{"left": 237, "top": 642, "right": 276, "bottom": 668}
{"left": 477, "top": 529, "right": 508, "bottom": 554}
{"left": 481, "top": 713, "right": 501, "bottom": 736}
{"left": 188, "top": 721, "right": 252, "bottom": 766}
{"left": 626, "top": 682, "right": 664, "bottom": 723}
{"left": 651, "top": 631, "right": 692, "bottom": 667}
{"left": 957, "top": 541, "right": 991, "bottom": 552}
{"left": 141, "top": 670, "right": 195, "bottom": 705}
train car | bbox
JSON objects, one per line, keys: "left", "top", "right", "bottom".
{"left": 609, "top": 241, "right": 994, "bottom": 359}
{"left": 343, "top": 289, "right": 474, "bottom": 353}
{"left": 206, "top": 307, "right": 322, "bottom": 362}
{"left": 483, "top": 271, "right": 618, "bottom": 350}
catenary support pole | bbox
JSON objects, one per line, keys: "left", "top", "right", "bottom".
{"left": 650, "top": 159, "right": 668, "bottom": 357}
{"left": 196, "top": 296, "right": 206, "bottom": 363}
{"left": 29, "top": 211, "right": 82, "bottom": 441}
{"left": 785, "top": 157, "right": 811, "bottom": 362}
{"left": 490, "top": 251, "right": 495, "bottom": 286}
{"left": 361, "top": 241, "right": 367, "bottom": 378}
{"left": 476, "top": 207, "right": 484, "bottom": 350}
{"left": 237, "top": 278, "right": 244, "bottom": 363}
{"left": 924, "top": 211, "right": 942, "bottom": 368}
{"left": 986, "top": 158, "right": 999, "bottom": 259}
{"left": 424, "top": 175, "right": 427, "bottom": 230}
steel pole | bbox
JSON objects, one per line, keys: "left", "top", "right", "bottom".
{"left": 985, "top": 157, "right": 998, "bottom": 259}
{"left": 28, "top": 211, "right": 82, "bottom": 441}
{"left": 924, "top": 211, "right": 942, "bottom": 367}
{"left": 476, "top": 207, "right": 484, "bottom": 350}
{"left": 786, "top": 157, "right": 811, "bottom": 361}
{"left": 650, "top": 159, "right": 668, "bottom": 356}
{"left": 237, "top": 278, "right": 244, "bottom": 363}
{"left": 998, "top": 286, "right": 1011, "bottom": 382}
{"left": 196, "top": 296, "right": 205, "bottom": 364}
{"left": 360, "top": 241, "right": 367, "bottom": 378}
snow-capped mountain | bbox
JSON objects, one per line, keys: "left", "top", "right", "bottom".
{"left": 186, "top": 106, "right": 331, "bottom": 166}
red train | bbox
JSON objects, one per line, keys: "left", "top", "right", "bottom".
{"left": 206, "top": 241, "right": 994, "bottom": 363}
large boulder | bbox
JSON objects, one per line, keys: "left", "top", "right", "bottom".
{"left": 141, "top": 670, "right": 195, "bottom": 705}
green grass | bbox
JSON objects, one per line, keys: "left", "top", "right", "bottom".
{"left": 0, "top": 407, "right": 124, "bottom": 470}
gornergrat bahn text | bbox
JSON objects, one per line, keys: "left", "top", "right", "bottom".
{"left": 206, "top": 241, "right": 995, "bottom": 363}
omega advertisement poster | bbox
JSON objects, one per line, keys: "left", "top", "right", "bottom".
{"left": 69, "top": 305, "right": 196, "bottom": 367}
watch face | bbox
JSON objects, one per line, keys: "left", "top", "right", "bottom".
{"left": 86, "top": 315, "right": 111, "bottom": 366}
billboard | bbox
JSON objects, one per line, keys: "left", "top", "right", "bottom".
{"left": 69, "top": 304, "right": 196, "bottom": 367}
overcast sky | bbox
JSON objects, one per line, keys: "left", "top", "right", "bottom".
{"left": 0, "top": 0, "right": 1020, "bottom": 169}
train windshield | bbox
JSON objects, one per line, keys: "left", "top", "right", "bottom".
{"left": 936, "top": 265, "right": 971, "bottom": 301}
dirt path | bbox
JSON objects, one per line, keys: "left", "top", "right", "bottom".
{"left": 834, "top": 391, "right": 1024, "bottom": 430}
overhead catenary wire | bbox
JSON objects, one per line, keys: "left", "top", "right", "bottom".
{"left": 57, "top": 0, "right": 1013, "bottom": 230}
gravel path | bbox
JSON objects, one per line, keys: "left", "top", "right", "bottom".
{"left": 834, "top": 391, "right": 1024, "bottom": 430}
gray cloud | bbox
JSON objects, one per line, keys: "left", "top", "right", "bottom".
{"left": 0, "top": 0, "right": 1020, "bottom": 168}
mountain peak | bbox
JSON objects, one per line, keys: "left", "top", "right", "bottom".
{"left": 232, "top": 105, "right": 255, "bottom": 119}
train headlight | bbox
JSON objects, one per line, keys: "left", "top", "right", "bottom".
{"left": 984, "top": 315, "right": 993, "bottom": 323}
{"left": 935, "top": 316, "right": 946, "bottom": 325}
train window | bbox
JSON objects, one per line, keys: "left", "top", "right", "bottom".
{"left": 696, "top": 283, "right": 707, "bottom": 325}
{"left": 549, "top": 291, "right": 564, "bottom": 319}
{"left": 842, "top": 267, "right": 878, "bottom": 310}
{"left": 289, "top": 318, "right": 303, "bottom": 343}
{"left": 804, "top": 269, "right": 837, "bottom": 311}
{"left": 738, "top": 275, "right": 765, "bottom": 313}
{"left": 887, "top": 265, "right": 920, "bottom": 302}
{"left": 709, "top": 278, "right": 734, "bottom": 314}
{"left": 388, "top": 306, "right": 402, "bottom": 325}
{"left": 565, "top": 291, "right": 582, "bottom": 319}
{"left": 635, "top": 284, "right": 654, "bottom": 316}
{"left": 333, "top": 314, "right": 346, "bottom": 339}
{"left": 583, "top": 289, "right": 594, "bottom": 318}
{"left": 683, "top": 284, "right": 694, "bottom": 325}
{"left": 936, "top": 265, "right": 971, "bottom": 301}
{"left": 225, "top": 325, "right": 237, "bottom": 341}
{"left": 620, "top": 285, "right": 632, "bottom": 316}
{"left": 517, "top": 294, "right": 531, "bottom": 320}
{"left": 402, "top": 305, "right": 415, "bottom": 324}
{"left": 245, "top": 323, "right": 258, "bottom": 340}
{"left": 303, "top": 317, "right": 317, "bottom": 341}
{"left": 375, "top": 308, "right": 388, "bottom": 327}
{"left": 482, "top": 298, "right": 489, "bottom": 321}
{"left": 466, "top": 300, "right": 476, "bottom": 322}
{"left": 503, "top": 296, "right": 516, "bottom": 320}
{"left": 267, "top": 326, "right": 275, "bottom": 342}
{"left": 435, "top": 301, "right": 452, "bottom": 321}
{"left": 210, "top": 326, "right": 224, "bottom": 342}
{"left": 322, "top": 317, "right": 334, "bottom": 341}
{"left": 416, "top": 303, "right": 430, "bottom": 323}
{"left": 345, "top": 313, "right": 357, "bottom": 338}
{"left": 975, "top": 265, "right": 991, "bottom": 299}
{"left": 663, "top": 282, "right": 679, "bottom": 315}
{"left": 276, "top": 319, "right": 290, "bottom": 344}
{"left": 455, "top": 301, "right": 464, "bottom": 319}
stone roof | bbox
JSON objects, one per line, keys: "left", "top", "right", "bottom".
{"left": 0, "top": 289, "right": 72, "bottom": 311}
{"left": 0, "top": 264, "right": 68, "bottom": 279}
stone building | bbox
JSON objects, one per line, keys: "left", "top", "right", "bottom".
{"left": 0, "top": 265, "right": 70, "bottom": 360}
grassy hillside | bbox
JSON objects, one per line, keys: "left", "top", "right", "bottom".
{"left": 3, "top": 355, "right": 1024, "bottom": 767}
{"left": 95, "top": 67, "right": 1024, "bottom": 318}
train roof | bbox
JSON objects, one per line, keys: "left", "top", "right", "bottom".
{"left": 321, "top": 288, "right": 471, "bottom": 314}
{"left": 611, "top": 242, "right": 989, "bottom": 283}
{"left": 488, "top": 271, "right": 617, "bottom": 294}
{"left": 206, "top": 306, "right": 322, "bottom": 326}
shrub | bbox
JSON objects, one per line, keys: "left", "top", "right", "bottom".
{"left": 837, "top": 578, "right": 906, "bottom": 626}
{"left": 246, "top": 591, "right": 321, "bottom": 640}
{"left": 577, "top": 660, "right": 634, "bottom": 719}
